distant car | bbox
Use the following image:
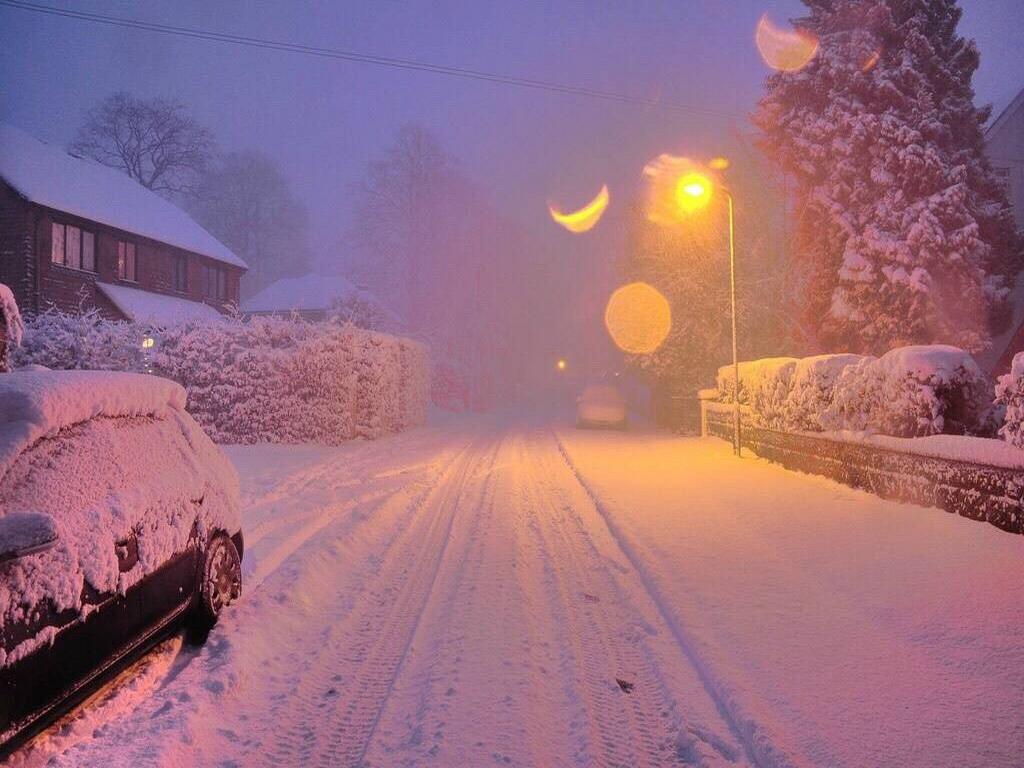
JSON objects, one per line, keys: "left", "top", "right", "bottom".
{"left": 576, "top": 383, "right": 628, "bottom": 429}
{"left": 0, "top": 370, "right": 243, "bottom": 756}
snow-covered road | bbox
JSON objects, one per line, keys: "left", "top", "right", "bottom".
{"left": 11, "top": 417, "right": 1024, "bottom": 767}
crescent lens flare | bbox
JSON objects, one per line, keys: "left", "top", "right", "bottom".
{"left": 604, "top": 282, "right": 671, "bottom": 355}
{"left": 548, "top": 184, "right": 610, "bottom": 233}
{"left": 755, "top": 13, "right": 818, "bottom": 72}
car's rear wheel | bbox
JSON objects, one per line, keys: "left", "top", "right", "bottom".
{"left": 187, "top": 532, "right": 241, "bottom": 643}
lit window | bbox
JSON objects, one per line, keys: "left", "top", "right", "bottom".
{"left": 50, "top": 222, "right": 95, "bottom": 272}
{"left": 82, "top": 231, "right": 95, "bottom": 272}
{"left": 50, "top": 223, "right": 64, "bottom": 265}
{"left": 65, "top": 225, "right": 81, "bottom": 269}
{"left": 117, "top": 240, "right": 137, "bottom": 282}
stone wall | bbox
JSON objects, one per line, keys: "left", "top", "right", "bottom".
{"left": 702, "top": 403, "right": 1023, "bottom": 536}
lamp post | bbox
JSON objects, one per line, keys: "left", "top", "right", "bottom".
{"left": 677, "top": 172, "right": 741, "bottom": 457}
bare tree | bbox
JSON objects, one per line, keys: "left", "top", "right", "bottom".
{"left": 70, "top": 92, "right": 214, "bottom": 195}
{"left": 347, "top": 124, "right": 455, "bottom": 324}
{"left": 188, "top": 151, "right": 311, "bottom": 297}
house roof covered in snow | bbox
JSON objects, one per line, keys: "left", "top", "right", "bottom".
{"left": 96, "top": 282, "right": 225, "bottom": 325}
{"left": 242, "top": 273, "right": 363, "bottom": 313}
{"left": 0, "top": 123, "right": 246, "bottom": 270}
{"left": 986, "top": 86, "right": 1024, "bottom": 136}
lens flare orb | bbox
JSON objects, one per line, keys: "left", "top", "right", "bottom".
{"left": 548, "top": 184, "right": 610, "bottom": 234}
{"left": 755, "top": 14, "right": 818, "bottom": 72}
{"left": 604, "top": 282, "right": 671, "bottom": 355}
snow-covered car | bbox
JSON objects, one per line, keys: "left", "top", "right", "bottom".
{"left": 0, "top": 370, "right": 243, "bottom": 755}
{"left": 576, "top": 383, "right": 628, "bottom": 429}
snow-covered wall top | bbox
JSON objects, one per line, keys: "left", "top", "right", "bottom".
{"left": 0, "top": 369, "right": 186, "bottom": 483}
{"left": 0, "top": 123, "right": 246, "bottom": 270}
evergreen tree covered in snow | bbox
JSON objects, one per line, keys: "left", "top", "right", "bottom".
{"left": 755, "top": 0, "right": 1021, "bottom": 354}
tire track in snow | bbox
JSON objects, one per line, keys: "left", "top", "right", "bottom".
{"left": 264, "top": 430, "right": 505, "bottom": 767}
{"left": 363, "top": 430, "right": 582, "bottom": 767}
{"left": 526, "top": 429, "right": 745, "bottom": 767}
{"left": 552, "top": 429, "right": 793, "bottom": 768}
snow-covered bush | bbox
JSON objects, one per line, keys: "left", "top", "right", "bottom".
{"left": 995, "top": 353, "right": 1024, "bottom": 448}
{"left": 785, "top": 354, "right": 868, "bottom": 431}
{"left": 715, "top": 347, "right": 993, "bottom": 438}
{"left": 0, "top": 283, "right": 24, "bottom": 373}
{"left": 13, "top": 307, "right": 146, "bottom": 372}
{"left": 13, "top": 310, "right": 429, "bottom": 444}
{"left": 716, "top": 358, "right": 798, "bottom": 428}
{"left": 823, "top": 346, "right": 993, "bottom": 438}
{"left": 155, "top": 316, "right": 428, "bottom": 444}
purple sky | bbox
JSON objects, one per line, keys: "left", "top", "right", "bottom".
{"left": 2, "top": 0, "right": 1022, "bottom": 261}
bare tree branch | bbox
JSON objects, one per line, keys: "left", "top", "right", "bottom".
{"left": 70, "top": 92, "right": 215, "bottom": 196}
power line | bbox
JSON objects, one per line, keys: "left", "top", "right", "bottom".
{"left": 0, "top": 0, "right": 740, "bottom": 119}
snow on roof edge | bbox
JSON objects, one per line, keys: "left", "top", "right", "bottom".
{"left": 96, "top": 282, "right": 225, "bottom": 325}
{"left": 0, "top": 123, "right": 247, "bottom": 270}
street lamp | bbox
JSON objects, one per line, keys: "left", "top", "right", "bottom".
{"left": 677, "top": 172, "right": 742, "bottom": 457}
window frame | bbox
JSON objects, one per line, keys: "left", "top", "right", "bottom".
{"left": 171, "top": 253, "right": 188, "bottom": 293}
{"left": 117, "top": 240, "right": 138, "bottom": 283}
{"left": 50, "top": 221, "right": 96, "bottom": 273}
{"left": 203, "top": 263, "right": 228, "bottom": 301}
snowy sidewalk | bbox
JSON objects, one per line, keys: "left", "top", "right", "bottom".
{"left": 11, "top": 418, "right": 1024, "bottom": 768}
{"left": 556, "top": 427, "right": 1024, "bottom": 768}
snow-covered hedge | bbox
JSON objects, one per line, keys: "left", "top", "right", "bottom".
{"left": 786, "top": 354, "right": 867, "bottom": 431}
{"left": 823, "top": 346, "right": 994, "bottom": 438}
{"left": 13, "top": 311, "right": 429, "bottom": 444}
{"left": 14, "top": 307, "right": 147, "bottom": 372}
{"left": 995, "top": 352, "right": 1024, "bottom": 448}
{"left": 716, "top": 346, "right": 995, "bottom": 438}
{"left": 715, "top": 358, "right": 798, "bottom": 428}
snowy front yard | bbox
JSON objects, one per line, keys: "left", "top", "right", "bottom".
{"left": 12, "top": 417, "right": 1024, "bottom": 768}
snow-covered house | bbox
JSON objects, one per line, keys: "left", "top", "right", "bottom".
{"left": 986, "top": 85, "right": 1024, "bottom": 232}
{"left": 0, "top": 123, "right": 246, "bottom": 325}
{"left": 242, "top": 272, "right": 401, "bottom": 330}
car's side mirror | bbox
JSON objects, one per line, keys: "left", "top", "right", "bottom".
{"left": 0, "top": 512, "right": 59, "bottom": 565}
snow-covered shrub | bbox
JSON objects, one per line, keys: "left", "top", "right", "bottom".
{"left": 0, "top": 283, "right": 24, "bottom": 373}
{"left": 13, "top": 307, "right": 146, "bottom": 372}
{"left": 995, "top": 353, "right": 1024, "bottom": 448}
{"left": 785, "top": 354, "right": 867, "bottom": 431}
{"left": 155, "top": 316, "right": 428, "bottom": 444}
{"left": 823, "top": 346, "right": 993, "bottom": 438}
{"left": 13, "top": 309, "right": 429, "bottom": 444}
{"left": 716, "top": 357, "right": 798, "bottom": 428}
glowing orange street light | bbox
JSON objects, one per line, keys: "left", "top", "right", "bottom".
{"left": 677, "top": 171, "right": 742, "bottom": 457}
{"left": 556, "top": 358, "right": 568, "bottom": 372}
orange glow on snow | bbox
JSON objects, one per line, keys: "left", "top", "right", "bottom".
{"left": 548, "top": 184, "right": 610, "bottom": 233}
{"left": 604, "top": 282, "right": 671, "bottom": 355}
{"left": 755, "top": 14, "right": 818, "bottom": 72}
